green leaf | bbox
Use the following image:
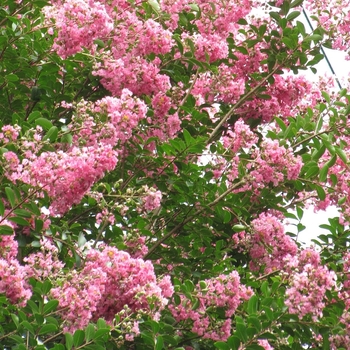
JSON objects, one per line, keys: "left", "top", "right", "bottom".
{"left": 9, "top": 334, "right": 25, "bottom": 344}
{"left": 174, "top": 294, "right": 181, "bottom": 305}
{"left": 61, "top": 133, "right": 73, "bottom": 144}
{"left": 248, "top": 295, "right": 258, "bottom": 314}
{"left": 322, "top": 91, "right": 330, "bottom": 104}
{"left": 31, "top": 86, "right": 42, "bottom": 101}
{"left": 93, "top": 328, "right": 110, "bottom": 340}
{"left": 65, "top": 333, "right": 73, "bottom": 350}
{"left": 7, "top": 74, "right": 19, "bottom": 82}
{"left": 214, "top": 342, "right": 230, "bottom": 350}
{"left": 21, "top": 320, "right": 34, "bottom": 334}
{"left": 27, "top": 300, "right": 39, "bottom": 313}
{"left": 237, "top": 18, "right": 248, "bottom": 25}
{"left": 227, "top": 335, "right": 241, "bottom": 350}
{"left": 305, "top": 166, "right": 319, "bottom": 179}
{"left": 78, "top": 232, "right": 87, "bottom": 247}
{"left": 52, "top": 345, "right": 65, "bottom": 350}
{"left": 8, "top": 216, "right": 30, "bottom": 226}
{"left": 94, "top": 39, "right": 105, "bottom": 48}
{"left": 13, "top": 209, "right": 33, "bottom": 217}
{"left": 73, "top": 329, "right": 85, "bottom": 347}
{"left": 274, "top": 117, "right": 287, "bottom": 131}
{"left": 315, "top": 185, "right": 326, "bottom": 201}
{"left": 287, "top": 11, "right": 300, "bottom": 21}
{"left": 236, "top": 321, "right": 247, "bottom": 342}
{"left": 38, "top": 323, "right": 58, "bottom": 335}
{"left": 0, "top": 200, "right": 4, "bottom": 216}
{"left": 97, "top": 319, "right": 106, "bottom": 329}
{"left": 5, "top": 187, "right": 16, "bottom": 207}
{"left": 35, "top": 117, "right": 53, "bottom": 131}
{"left": 232, "top": 224, "right": 246, "bottom": 232}
{"left": 304, "top": 34, "right": 323, "bottom": 42}
{"left": 183, "top": 129, "right": 192, "bottom": 146}
{"left": 223, "top": 210, "right": 231, "bottom": 224}
{"left": 290, "top": 0, "right": 304, "bottom": 7}
{"left": 245, "top": 345, "right": 265, "bottom": 350}
{"left": 34, "top": 313, "right": 44, "bottom": 325}
{"left": 319, "top": 155, "right": 336, "bottom": 182}
{"left": 192, "top": 298, "right": 200, "bottom": 310}
{"left": 335, "top": 147, "right": 347, "bottom": 164}
{"left": 248, "top": 316, "right": 261, "bottom": 332}
{"left": 43, "top": 126, "right": 58, "bottom": 142}
{"left": 43, "top": 299, "right": 59, "bottom": 314}
{"left": 85, "top": 324, "right": 95, "bottom": 342}
{"left": 269, "top": 12, "right": 280, "bottom": 22}
{"left": 156, "top": 335, "right": 164, "bottom": 350}
{"left": 296, "top": 206, "right": 303, "bottom": 220}
{"left": 0, "top": 225, "right": 14, "bottom": 235}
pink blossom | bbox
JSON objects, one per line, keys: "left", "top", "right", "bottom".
{"left": 170, "top": 272, "right": 253, "bottom": 341}
{"left": 285, "top": 249, "right": 336, "bottom": 321}
{"left": 143, "top": 188, "right": 162, "bottom": 211}
{"left": 0, "top": 125, "right": 20, "bottom": 143}
{"left": 51, "top": 245, "right": 173, "bottom": 333}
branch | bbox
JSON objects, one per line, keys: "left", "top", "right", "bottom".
{"left": 205, "top": 64, "right": 281, "bottom": 146}
{"left": 144, "top": 179, "right": 246, "bottom": 259}
{"left": 177, "top": 69, "right": 200, "bottom": 114}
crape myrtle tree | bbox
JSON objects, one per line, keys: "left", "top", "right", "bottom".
{"left": 1, "top": 0, "right": 350, "bottom": 348}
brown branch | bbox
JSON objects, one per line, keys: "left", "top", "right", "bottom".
{"left": 205, "top": 64, "right": 281, "bottom": 147}
{"left": 144, "top": 179, "right": 246, "bottom": 259}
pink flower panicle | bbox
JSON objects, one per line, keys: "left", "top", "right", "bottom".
{"left": 51, "top": 246, "right": 173, "bottom": 333}
{"left": 24, "top": 237, "right": 64, "bottom": 280}
{"left": 0, "top": 221, "right": 32, "bottom": 306}
{"left": 142, "top": 187, "right": 162, "bottom": 211}
{"left": 170, "top": 272, "right": 253, "bottom": 341}
{"left": 247, "top": 212, "right": 298, "bottom": 273}
{"left": 285, "top": 249, "right": 336, "bottom": 321}
{"left": 10, "top": 145, "right": 118, "bottom": 215}
{"left": 0, "top": 124, "right": 20, "bottom": 143}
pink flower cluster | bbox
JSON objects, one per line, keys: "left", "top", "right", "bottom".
{"left": 93, "top": 55, "right": 171, "bottom": 98}
{"left": 210, "top": 120, "right": 302, "bottom": 189}
{"left": 236, "top": 75, "right": 320, "bottom": 122}
{"left": 257, "top": 339, "right": 274, "bottom": 350}
{"left": 96, "top": 208, "right": 115, "bottom": 226}
{"left": 305, "top": 0, "right": 350, "bottom": 59}
{"left": 142, "top": 187, "right": 162, "bottom": 211}
{"left": 235, "top": 212, "right": 298, "bottom": 273}
{"left": 0, "top": 221, "right": 32, "bottom": 306}
{"left": 0, "top": 124, "right": 20, "bottom": 143}
{"left": 124, "top": 234, "right": 149, "bottom": 258}
{"left": 285, "top": 249, "right": 336, "bottom": 321}
{"left": 194, "top": 0, "right": 251, "bottom": 36}
{"left": 45, "top": 1, "right": 173, "bottom": 98}
{"left": 9, "top": 145, "right": 117, "bottom": 215}
{"left": 169, "top": 272, "right": 253, "bottom": 341}
{"left": 314, "top": 142, "right": 350, "bottom": 224}
{"left": 248, "top": 139, "right": 302, "bottom": 187}
{"left": 44, "top": 0, "right": 114, "bottom": 58}
{"left": 329, "top": 311, "right": 350, "bottom": 349}
{"left": 71, "top": 89, "right": 147, "bottom": 146}
{"left": 51, "top": 245, "right": 173, "bottom": 333}
{"left": 192, "top": 64, "right": 246, "bottom": 105}
{"left": 222, "top": 119, "right": 259, "bottom": 153}
{"left": 24, "top": 237, "right": 64, "bottom": 280}
{"left": 147, "top": 93, "right": 181, "bottom": 142}
{"left": 339, "top": 252, "right": 350, "bottom": 310}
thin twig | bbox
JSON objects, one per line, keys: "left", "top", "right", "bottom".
{"left": 144, "top": 179, "right": 246, "bottom": 259}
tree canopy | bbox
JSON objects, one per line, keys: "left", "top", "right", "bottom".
{"left": 0, "top": 0, "right": 350, "bottom": 349}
